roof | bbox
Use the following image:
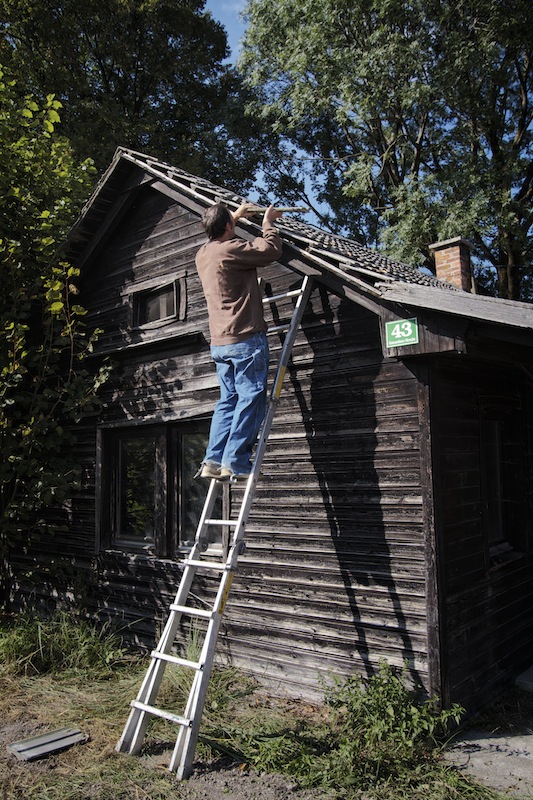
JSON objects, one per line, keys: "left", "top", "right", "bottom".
{"left": 65, "top": 147, "right": 533, "bottom": 335}
{"left": 114, "top": 149, "right": 449, "bottom": 290}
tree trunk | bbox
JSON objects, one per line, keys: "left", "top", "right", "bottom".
{"left": 498, "top": 236, "right": 522, "bottom": 300}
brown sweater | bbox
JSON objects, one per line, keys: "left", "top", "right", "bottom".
{"left": 195, "top": 223, "right": 282, "bottom": 345}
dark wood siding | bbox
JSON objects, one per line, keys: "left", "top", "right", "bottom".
{"left": 223, "top": 285, "right": 430, "bottom": 695}
{"left": 431, "top": 359, "right": 533, "bottom": 710}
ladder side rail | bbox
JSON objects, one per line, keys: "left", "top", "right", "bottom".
{"left": 169, "top": 567, "right": 234, "bottom": 777}
{"left": 116, "top": 652, "right": 172, "bottom": 754}
{"left": 117, "top": 482, "right": 223, "bottom": 754}
{"left": 227, "top": 275, "right": 314, "bottom": 545}
{"left": 268, "top": 275, "right": 313, "bottom": 404}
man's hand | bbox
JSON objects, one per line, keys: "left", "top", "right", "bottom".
{"left": 263, "top": 205, "right": 283, "bottom": 226}
{"left": 232, "top": 202, "right": 283, "bottom": 226}
{"left": 232, "top": 202, "right": 257, "bottom": 222}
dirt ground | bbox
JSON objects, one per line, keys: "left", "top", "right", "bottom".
{"left": 0, "top": 714, "right": 333, "bottom": 800}
{"left": 2, "top": 680, "right": 533, "bottom": 800}
{"left": 148, "top": 759, "right": 335, "bottom": 800}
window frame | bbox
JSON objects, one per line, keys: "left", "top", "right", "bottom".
{"left": 97, "top": 419, "right": 224, "bottom": 558}
{"left": 130, "top": 276, "right": 187, "bottom": 329}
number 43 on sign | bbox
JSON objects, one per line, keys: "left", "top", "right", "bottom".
{"left": 385, "top": 318, "right": 419, "bottom": 348}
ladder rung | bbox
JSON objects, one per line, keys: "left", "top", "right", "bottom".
{"left": 169, "top": 603, "right": 213, "bottom": 619}
{"left": 204, "top": 518, "right": 237, "bottom": 526}
{"left": 267, "top": 324, "right": 291, "bottom": 334}
{"left": 151, "top": 650, "right": 204, "bottom": 670}
{"left": 185, "top": 558, "right": 230, "bottom": 571}
{"left": 131, "top": 700, "right": 192, "bottom": 727}
{"left": 262, "top": 288, "right": 304, "bottom": 304}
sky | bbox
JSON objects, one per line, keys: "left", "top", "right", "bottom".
{"left": 204, "top": 0, "right": 247, "bottom": 63}
{"left": 202, "top": 0, "right": 322, "bottom": 221}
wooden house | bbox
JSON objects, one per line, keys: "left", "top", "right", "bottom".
{"left": 10, "top": 148, "right": 533, "bottom": 713}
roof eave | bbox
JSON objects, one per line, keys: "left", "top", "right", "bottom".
{"left": 377, "top": 281, "right": 533, "bottom": 331}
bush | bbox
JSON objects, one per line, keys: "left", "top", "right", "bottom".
{"left": 311, "top": 662, "right": 464, "bottom": 788}
{"left": 205, "top": 661, "right": 465, "bottom": 795}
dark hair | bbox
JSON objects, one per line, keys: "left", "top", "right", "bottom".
{"left": 202, "top": 203, "right": 232, "bottom": 240}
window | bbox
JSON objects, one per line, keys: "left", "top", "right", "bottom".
{"left": 98, "top": 421, "right": 224, "bottom": 556}
{"left": 132, "top": 278, "right": 187, "bottom": 327}
{"left": 175, "top": 429, "right": 217, "bottom": 549}
{"left": 479, "top": 394, "right": 528, "bottom": 563}
{"left": 116, "top": 431, "right": 159, "bottom": 548}
{"left": 141, "top": 284, "right": 176, "bottom": 323}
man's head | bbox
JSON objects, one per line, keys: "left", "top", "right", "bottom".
{"left": 202, "top": 204, "right": 234, "bottom": 241}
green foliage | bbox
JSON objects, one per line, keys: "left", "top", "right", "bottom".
{"left": 240, "top": 0, "right": 533, "bottom": 298}
{"left": 319, "top": 663, "right": 463, "bottom": 782}
{"left": 203, "top": 662, "right": 468, "bottom": 797}
{"left": 0, "top": 0, "right": 272, "bottom": 190}
{"left": 0, "top": 610, "right": 130, "bottom": 677}
{"left": 0, "top": 62, "right": 109, "bottom": 569}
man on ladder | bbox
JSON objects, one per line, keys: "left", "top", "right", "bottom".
{"left": 195, "top": 202, "right": 283, "bottom": 481}
{"left": 116, "top": 199, "right": 312, "bottom": 780}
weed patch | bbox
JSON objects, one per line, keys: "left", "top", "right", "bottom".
{"left": 0, "top": 610, "right": 131, "bottom": 678}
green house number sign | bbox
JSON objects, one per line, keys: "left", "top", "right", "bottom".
{"left": 385, "top": 318, "right": 419, "bottom": 348}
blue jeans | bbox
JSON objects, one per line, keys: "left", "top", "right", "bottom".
{"left": 205, "top": 332, "right": 269, "bottom": 474}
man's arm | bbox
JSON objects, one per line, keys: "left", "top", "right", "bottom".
{"left": 262, "top": 204, "right": 283, "bottom": 228}
{"left": 220, "top": 203, "right": 283, "bottom": 267}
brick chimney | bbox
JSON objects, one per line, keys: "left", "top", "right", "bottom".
{"left": 429, "top": 237, "right": 474, "bottom": 292}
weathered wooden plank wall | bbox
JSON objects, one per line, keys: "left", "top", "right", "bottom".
{"left": 431, "top": 359, "right": 533, "bottom": 709}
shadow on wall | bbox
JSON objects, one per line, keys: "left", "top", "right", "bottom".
{"left": 288, "top": 284, "right": 425, "bottom": 689}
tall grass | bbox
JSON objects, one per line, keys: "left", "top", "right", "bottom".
{"left": 0, "top": 610, "right": 131, "bottom": 678}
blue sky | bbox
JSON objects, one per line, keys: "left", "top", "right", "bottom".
{"left": 202, "top": 0, "right": 323, "bottom": 222}
{"left": 204, "top": 0, "right": 247, "bottom": 63}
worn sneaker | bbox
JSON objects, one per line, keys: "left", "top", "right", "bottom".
{"left": 200, "top": 461, "right": 228, "bottom": 480}
{"left": 219, "top": 467, "right": 251, "bottom": 481}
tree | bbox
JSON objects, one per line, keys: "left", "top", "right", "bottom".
{"left": 0, "top": 0, "right": 270, "bottom": 192}
{"left": 239, "top": 0, "right": 533, "bottom": 299}
{"left": 0, "top": 62, "right": 108, "bottom": 598}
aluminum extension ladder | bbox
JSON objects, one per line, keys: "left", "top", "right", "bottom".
{"left": 116, "top": 274, "right": 313, "bottom": 779}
